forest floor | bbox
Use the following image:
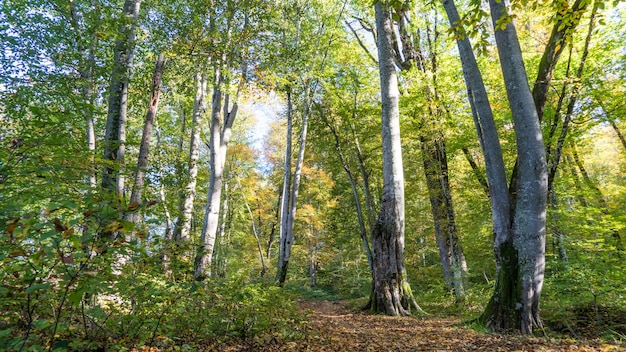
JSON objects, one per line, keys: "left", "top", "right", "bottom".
{"left": 219, "top": 300, "right": 625, "bottom": 352}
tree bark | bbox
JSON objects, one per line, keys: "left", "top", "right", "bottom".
{"left": 126, "top": 53, "right": 166, "bottom": 224}
{"left": 547, "top": 1, "right": 599, "bottom": 192}
{"left": 276, "top": 88, "right": 294, "bottom": 284}
{"left": 420, "top": 134, "right": 467, "bottom": 296}
{"left": 481, "top": 0, "right": 548, "bottom": 334}
{"left": 532, "top": 0, "right": 588, "bottom": 121}
{"left": 102, "top": 0, "right": 142, "bottom": 198}
{"left": 443, "top": 0, "right": 550, "bottom": 333}
{"left": 277, "top": 85, "right": 310, "bottom": 286}
{"left": 174, "top": 72, "right": 207, "bottom": 244}
{"left": 194, "top": 66, "right": 242, "bottom": 280}
{"left": 369, "top": 2, "right": 420, "bottom": 316}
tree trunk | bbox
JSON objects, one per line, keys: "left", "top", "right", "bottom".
{"left": 369, "top": 2, "right": 420, "bottom": 316}
{"left": 420, "top": 134, "right": 467, "bottom": 297}
{"left": 266, "top": 194, "right": 281, "bottom": 261}
{"left": 532, "top": 0, "right": 588, "bottom": 121}
{"left": 391, "top": 5, "right": 468, "bottom": 296}
{"left": 126, "top": 53, "right": 166, "bottom": 224}
{"left": 324, "top": 109, "right": 374, "bottom": 276}
{"left": 461, "top": 147, "right": 490, "bottom": 195}
{"left": 174, "top": 72, "right": 206, "bottom": 244}
{"left": 276, "top": 88, "right": 293, "bottom": 284}
{"left": 194, "top": 67, "right": 241, "bottom": 280}
{"left": 481, "top": 0, "right": 548, "bottom": 334}
{"left": 277, "top": 85, "right": 310, "bottom": 286}
{"left": 102, "top": 0, "right": 142, "bottom": 198}
{"left": 547, "top": 2, "right": 599, "bottom": 192}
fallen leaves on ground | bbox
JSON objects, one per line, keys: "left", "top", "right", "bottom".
{"left": 222, "top": 300, "right": 624, "bottom": 352}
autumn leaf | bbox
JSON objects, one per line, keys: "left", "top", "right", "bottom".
{"left": 53, "top": 218, "right": 67, "bottom": 232}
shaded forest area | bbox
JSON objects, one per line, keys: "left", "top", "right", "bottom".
{"left": 1, "top": 0, "right": 626, "bottom": 350}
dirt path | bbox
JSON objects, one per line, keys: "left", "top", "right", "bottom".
{"left": 294, "top": 300, "right": 620, "bottom": 351}
{"left": 223, "top": 300, "right": 623, "bottom": 351}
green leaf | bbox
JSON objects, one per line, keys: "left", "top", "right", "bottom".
{"left": 25, "top": 283, "right": 50, "bottom": 293}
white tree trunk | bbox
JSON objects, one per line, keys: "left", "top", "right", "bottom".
{"left": 277, "top": 86, "right": 310, "bottom": 286}
{"left": 174, "top": 71, "right": 207, "bottom": 243}
{"left": 369, "top": 1, "right": 420, "bottom": 316}
{"left": 194, "top": 68, "right": 241, "bottom": 281}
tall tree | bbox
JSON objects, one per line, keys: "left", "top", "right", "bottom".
{"left": 126, "top": 53, "right": 167, "bottom": 224}
{"left": 174, "top": 71, "right": 207, "bottom": 244}
{"left": 102, "top": 0, "right": 142, "bottom": 199}
{"left": 368, "top": 1, "right": 420, "bottom": 316}
{"left": 194, "top": 64, "right": 244, "bottom": 280}
{"left": 443, "top": 0, "right": 549, "bottom": 333}
{"left": 276, "top": 84, "right": 311, "bottom": 285}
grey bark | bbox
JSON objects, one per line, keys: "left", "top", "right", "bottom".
{"left": 69, "top": 0, "right": 99, "bottom": 189}
{"left": 126, "top": 53, "right": 166, "bottom": 224}
{"left": 532, "top": 0, "right": 588, "bottom": 121}
{"left": 420, "top": 134, "right": 467, "bottom": 296}
{"left": 194, "top": 66, "right": 242, "bottom": 280}
{"left": 547, "top": 2, "right": 598, "bottom": 192}
{"left": 174, "top": 72, "right": 207, "bottom": 243}
{"left": 369, "top": 2, "right": 420, "bottom": 316}
{"left": 483, "top": 0, "right": 548, "bottom": 334}
{"left": 443, "top": 0, "right": 550, "bottom": 333}
{"left": 102, "top": 0, "right": 142, "bottom": 197}
{"left": 276, "top": 87, "right": 293, "bottom": 285}
{"left": 277, "top": 85, "right": 310, "bottom": 286}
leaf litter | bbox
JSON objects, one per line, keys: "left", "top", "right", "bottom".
{"left": 221, "top": 300, "right": 624, "bottom": 351}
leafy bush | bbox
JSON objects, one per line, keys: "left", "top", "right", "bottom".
{"left": 0, "top": 203, "right": 305, "bottom": 351}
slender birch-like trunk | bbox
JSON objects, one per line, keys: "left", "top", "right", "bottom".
{"left": 126, "top": 53, "right": 166, "bottom": 224}
{"left": 276, "top": 87, "right": 293, "bottom": 284}
{"left": 174, "top": 72, "right": 207, "bottom": 243}
{"left": 277, "top": 86, "right": 310, "bottom": 286}
{"left": 324, "top": 113, "right": 373, "bottom": 275}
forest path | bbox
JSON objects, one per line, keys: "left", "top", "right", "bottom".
{"left": 277, "top": 300, "right": 618, "bottom": 352}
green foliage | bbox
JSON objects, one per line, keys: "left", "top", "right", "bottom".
{"left": 0, "top": 201, "right": 305, "bottom": 351}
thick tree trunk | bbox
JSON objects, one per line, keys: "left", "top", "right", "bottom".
{"left": 482, "top": 0, "right": 548, "bottom": 334}
{"left": 391, "top": 5, "right": 468, "bottom": 295}
{"left": 102, "top": 0, "right": 141, "bottom": 198}
{"left": 174, "top": 72, "right": 206, "bottom": 243}
{"left": 369, "top": 2, "right": 420, "bottom": 316}
{"left": 126, "top": 53, "right": 166, "bottom": 224}
{"left": 443, "top": 0, "right": 550, "bottom": 333}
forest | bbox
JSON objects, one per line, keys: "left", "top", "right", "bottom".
{"left": 1, "top": 0, "right": 625, "bottom": 350}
